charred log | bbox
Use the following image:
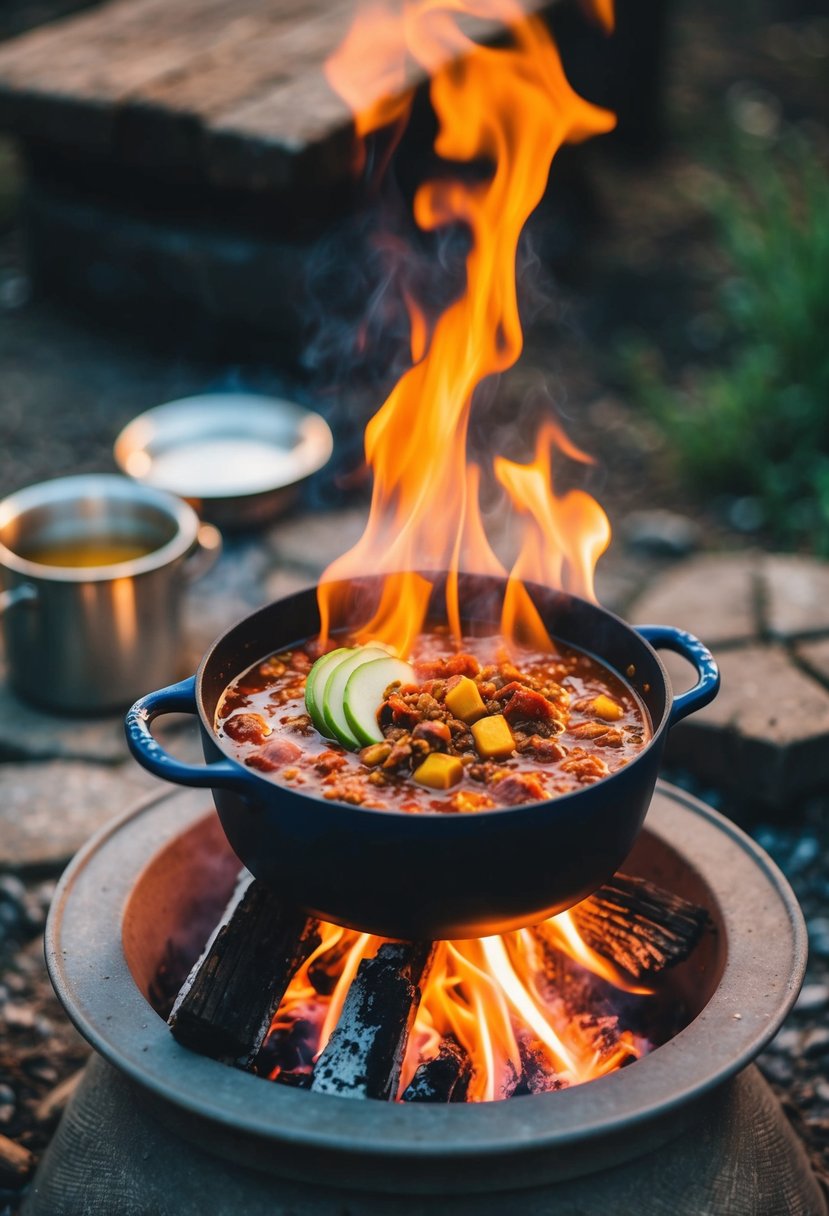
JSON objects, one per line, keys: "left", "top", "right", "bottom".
{"left": 401, "top": 1037, "right": 472, "bottom": 1103}
{"left": 310, "top": 941, "right": 433, "bottom": 1100}
{"left": 570, "top": 874, "right": 710, "bottom": 980}
{"left": 168, "top": 875, "right": 320, "bottom": 1064}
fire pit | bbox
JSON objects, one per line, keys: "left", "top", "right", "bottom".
{"left": 24, "top": 781, "right": 824, "bottom": 1215}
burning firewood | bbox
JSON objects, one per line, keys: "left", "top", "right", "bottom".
{"left": 401, "top": 1038, "right": 472, "bottom": 1103}
{"left": 569, "top": 875, "right": 710, "bottom": 980}
{"left": 310, "top": 942, "right": 433, "bottom": 1100}
{"left": 169, "top": 875, "right": 321, "bottom": 1064}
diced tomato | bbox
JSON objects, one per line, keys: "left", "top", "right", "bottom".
{"left": 500, "top": 686, "right": 556, "bottom": 723}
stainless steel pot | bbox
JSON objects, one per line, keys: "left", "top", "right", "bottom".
{"left": 0, "top": 475, "right": 220, "bottom": 713}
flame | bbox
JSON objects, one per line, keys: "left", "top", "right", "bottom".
{"left": 318, "top": 0, "right": 615, "bottom": 655}
{"left": 262, "top": 908, "right": 649, "bottom": 1100}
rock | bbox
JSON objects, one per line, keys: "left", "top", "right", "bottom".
{"left": 0, "top": 1084, "right": 15, "bottom": 1127}
{"left": 265, "top": 506, "right": 369, "bottom": 576}
{"left": 808, "top": 917, "right": 829, "bottom": 960}
{"left": 4, "top": 1003, "right": 35, "bottom": 1030}
{"left": 795, "top": 984, "right": 829, "bottom": 1013}
{"left": 803, "top": 1027, "right": 829, "bottom": 1059}
{"left": 666, "top": 644, "right": 829, "bottom": 805}
{"left": 0, "top": 758, "right": 185, "bottom": 872}
{"left": 762, "top": 555, "right": 829, "bottom": 642}
{"left": 628, "top": 551, "right": 760, "bottom": 648}
{"left": 263, "top": 568, "right": 315, "bottom": 607}
{"left": 622, "top": 509, "right": 702, "bottom": 558}
{"left": 34, "top": 1069, "right": 85, "bottom": 1126}
{"left": 758, "top": 1052, "right": 794, "bottom": 1086}
{"left": 0, "top": 663, "right": 130, "bottom": 764}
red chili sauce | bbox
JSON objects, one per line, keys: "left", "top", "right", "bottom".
{"left": 214, "top": 630, "right": 651, "bottom": 813}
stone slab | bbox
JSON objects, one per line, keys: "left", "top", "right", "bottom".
{"left": 628, "top": 552, "right": 761, "bottom": 649}
{"left": 0, "top": 759, "right": 162, "bottom": 872}
{"left": 762, "top": 555, "right": 829, "bottom": 642}
{"left": 666, "top": 644, "right": 829, "bottom": 806}
{"left": 0, "top": 670, "right": 129, "bottom": 764}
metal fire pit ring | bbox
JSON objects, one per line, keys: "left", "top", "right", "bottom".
{"left": 44, "top": 781, "right": 806, "bottom": 1196}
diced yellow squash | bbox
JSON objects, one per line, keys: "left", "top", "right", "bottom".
{"left": 444, "top": 676, "right": 488, "bottom": 724}
{"left": 593, "top": 694, "right": 624, "bottom": 721}
{"left": 471, "top": 714, "right": 515, "bottom": 760}
{"left": 412, "top": 753, "right": 464, "bottom": 790}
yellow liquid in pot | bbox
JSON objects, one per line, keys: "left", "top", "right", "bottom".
{"left": 20, "top": 539, "right": 157, "bottom": 568}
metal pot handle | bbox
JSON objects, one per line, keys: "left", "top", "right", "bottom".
{"left": 183, "top": 523, "right": 222, "bottom": 584}
{"left": 125, "top": 676, "right": 252, "bottom": 791}
{"left": 635, "top": 625, "right": 720, "bottom": 728}
{"left": 0, "top": 584, "right": 37, "bottom": 613}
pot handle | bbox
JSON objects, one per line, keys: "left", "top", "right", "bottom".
{"left": 635, "top": 625, "right": 720, "bottom": 728}
{"left": 125, "top": 676, "right": 253, "bottom": 792}
{"left": 183, "top": 523, "right": 222, "bottom": 584}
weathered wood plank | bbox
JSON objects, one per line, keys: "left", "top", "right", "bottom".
{"left": 0, "top": 0, "right": 554, "bottom": 189}
{"left": 569, "top": 875, "right": 710, "bottom": 980}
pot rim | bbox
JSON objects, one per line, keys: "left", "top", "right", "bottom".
{"left": 45, "top": 781, "right": 806, "bottom": 1166}
{"left": 0, "top": 473, "right": 200, "bottom": 582}
{"left": 192, "top": 580, "right": 678, "bottom": 820}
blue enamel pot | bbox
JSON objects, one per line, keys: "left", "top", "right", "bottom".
{"left": 125, "top": 573, "right": 719, "bottom": 940}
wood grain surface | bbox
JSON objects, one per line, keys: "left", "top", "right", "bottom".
{"left": 0, "top": 0, "right": 550, "bottom": 189}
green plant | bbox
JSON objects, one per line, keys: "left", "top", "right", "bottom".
{"left": 627, "top": 135, "right": 829, "bottom": 552}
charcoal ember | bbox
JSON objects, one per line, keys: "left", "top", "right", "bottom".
{"left": 401, "top": 1038, "right": 472, "bottom": 1103}
{"left": 513, "top": 1037, "right": 566, "bottom": 1096}
{"left": 255, "top": 1018, "right": 316, "bottom": 1087}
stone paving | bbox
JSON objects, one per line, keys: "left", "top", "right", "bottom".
{"left": 629, "top": 551, "right": 829, "bottom": 807}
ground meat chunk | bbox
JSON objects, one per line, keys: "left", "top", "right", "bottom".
{"left": 245, "top": 737, "right": 302, "bottom": 772}
{"left": 412, "top": 720, "right": 452, "bottom": 750}
{"left": 559, "top": 748, "right": 610, "bottom": 783}
{"left": 517, "top": 735, "right": 567, "bottom": 762}
{"left": 568, "top": 721, "right": 611, "bottom": 740}
{"left": 494, "top": 773, "right": 547, "bottom": 805}
{"left": 224, "top": 713, "right": 272, "bottom": 745}
{"left": 314, "top": 750, "right": 348, "bottom": 776}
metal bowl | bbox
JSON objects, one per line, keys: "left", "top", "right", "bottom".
{"left": 114, "top": 394, "right": 333, "bottom": 530}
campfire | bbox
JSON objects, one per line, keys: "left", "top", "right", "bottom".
{"left": 165, "top": 871, "right": 709, "bottom": 1102}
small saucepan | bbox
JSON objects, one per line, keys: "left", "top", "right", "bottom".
{"left": 125, "top": 573, "right": 719, "bottom": 940}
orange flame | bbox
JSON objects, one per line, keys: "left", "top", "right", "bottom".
{"left": 319, "top": 0, "right": 615, "bottom": 655}
{"left": 264, "top": 909, "right": 649, "bottom": 1100}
